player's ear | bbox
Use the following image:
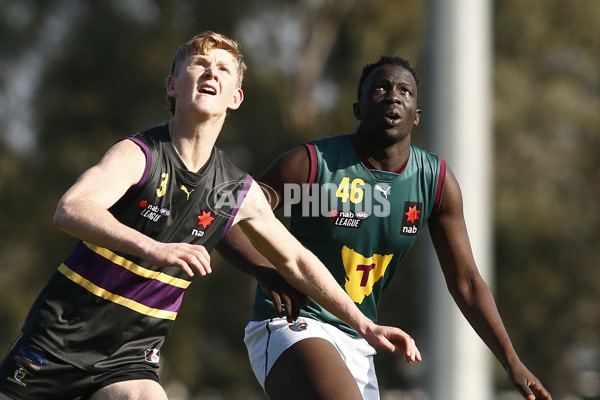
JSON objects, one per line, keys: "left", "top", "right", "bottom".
{"left": 353, "top": 103, "right": 361, "bottom": 120}
{"left": 228, "top": 88, "right": 244, "bottom": 111}
{"left": 167, "top": 75, "right": 176, "bottom": 97}
{"left": 414, "top": 109, "right": 421, "bottom": 126}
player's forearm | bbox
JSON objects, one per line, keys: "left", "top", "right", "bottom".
{"left": 216, "top": 225, "right": 275, "bottom": 278}
{"left": 53, "top": 197, "right": 155, "bottom": 259}
{"left": 281, "top": 247, "right": 373, "bottom": 334}
{"left": 451, "top": 275, "right": 521, "bottom": 370}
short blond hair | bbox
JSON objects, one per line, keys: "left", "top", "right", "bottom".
{"left": 167, "top": 31, "right": 247, "bottom": 115}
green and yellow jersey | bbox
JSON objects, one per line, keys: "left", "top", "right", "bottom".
{"left": 250, "top": 133, "right": 446, "bottom": 338}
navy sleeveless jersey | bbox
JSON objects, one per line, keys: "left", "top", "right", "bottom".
{"left": 21, "top": 124, "right": 251, "bottom": 371}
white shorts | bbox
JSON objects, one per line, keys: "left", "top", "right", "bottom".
{"left": 244, "top": 317, "right": 380, "bottom": 399}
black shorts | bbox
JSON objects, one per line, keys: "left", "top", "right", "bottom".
{"left": 0, "top": 335, "right": 160, "bottom": 400}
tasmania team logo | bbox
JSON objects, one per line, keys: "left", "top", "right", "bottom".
{"left": 341, "top": 246, "right": 394, "bottom": 303}
{"left": 288, "top": 321, "right": 308, "bottom": 332}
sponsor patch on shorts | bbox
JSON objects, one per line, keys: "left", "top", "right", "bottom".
{"left": 144, "top": 348, "right": 160, "bottom": 363}
{"left": 13, "top": 345, "right": 46, "bottom": 371}
{"left": 6, "top": 367, "right": 28, "bottom": 387}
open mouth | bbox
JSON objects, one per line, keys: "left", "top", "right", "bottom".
{"left": 199, "top": 85, "right": 216, "bottom": 95}
{"left": 384, "top": 111, "right": 401, "bottom": 125}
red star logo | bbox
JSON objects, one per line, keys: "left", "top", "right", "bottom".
{"left": 197, "top": 211, "right": 215, "bottom": 228}
{"left": 405, "top": 205, "right": 420, "bottom": 224}
{"left": 139, "top": 200, "right": 148, "bottom": 208}
{"left": 329, "top": 209, "right": 339, "bottom": 218}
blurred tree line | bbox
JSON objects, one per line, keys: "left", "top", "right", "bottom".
{"left": 0, "top": 0, "right": 597, "bottom": 399}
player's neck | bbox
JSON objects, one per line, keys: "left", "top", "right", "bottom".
{"left": 353, "top": 131, "right": 411, "bottom": 172}
{"left": 168, "top": 117, "right": 223, "bottom": 172}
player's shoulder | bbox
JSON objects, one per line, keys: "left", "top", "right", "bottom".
{"left": 100, "top": 137, "right": 146, "bottom": 165}
{"left": 309, "top": 133, "right": 352, "bottom": 149}
{"left": 410, "top": 143, "right": 441, "bottom": 160}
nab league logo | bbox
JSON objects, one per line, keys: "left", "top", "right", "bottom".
{"left": 330, "top": 209, "right": 369, "bottom": 229}
{"left": 139, "top": 200, "right": 168, "bottom": 222}
{"left": 288, "top": 321, "right": 308, "bottom": 332}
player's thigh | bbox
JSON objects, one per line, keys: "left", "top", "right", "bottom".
{"left": 265, "top": 337, "right": 362, "bottom": 400}
{"left": 89, "top": 379, "right": 167, "bottom": 400}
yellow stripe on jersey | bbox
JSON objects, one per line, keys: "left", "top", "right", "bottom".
{"left": 83, "top": 241, "right": 190, "bottom": 289}
{"left": 58, "top": 264, "right": 178, "bottom": 320}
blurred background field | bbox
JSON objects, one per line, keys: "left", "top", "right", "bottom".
{"left": 0, "top": 1, "right": 598, "bottom": 399}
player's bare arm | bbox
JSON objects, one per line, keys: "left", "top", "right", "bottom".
{"left": 53, "top": 139, "right": 211, "bottom": 277}
{"left": 233, "top": 180, "right": 422, "bottom": 363}
{"left": 217, "top": 145, "right": 311, "bottom": 319}
{"left": 257, "top": 145, "right": 311, "bottom": 210}
{"left": 216, "top": 227, "right": 308, "bottom": 322}
{"left": 428, "top": 166, "right": 551, "bottom": 400}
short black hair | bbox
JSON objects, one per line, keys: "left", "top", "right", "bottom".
{"left": 357, "top": 56, "right": 419, "bottom": 100}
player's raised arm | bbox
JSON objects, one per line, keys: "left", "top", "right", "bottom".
{"left": 217, "top": 145, "right": 312, "bottom": 320}
{"left": 53, "top": 139, "right": 211, "bottom": 277}
{"left": 232, "top": 180, "right": 421, "bottom": 362}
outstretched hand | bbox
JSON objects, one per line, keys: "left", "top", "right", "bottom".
{"left": 507, "top": 362, "right": 552, "bottom": 400}
{"left": 144, "top": 241, "right": 212, "bottom": 277}
{"left": 361, "top": 324, "right": 422, "bottom": 363}
{"left": 256, "top": 266, "right": 309, "bottom": 322}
